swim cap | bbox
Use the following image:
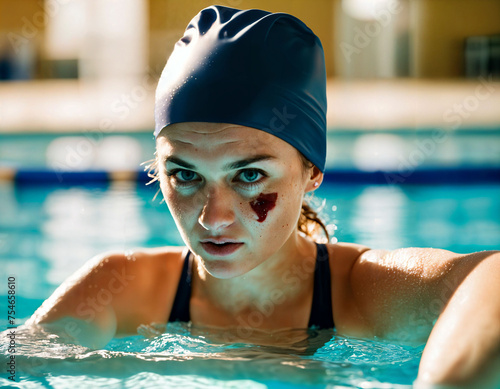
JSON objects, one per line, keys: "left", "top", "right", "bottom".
{"left": 155, "top": 5, "right": 327, "bottom": 172}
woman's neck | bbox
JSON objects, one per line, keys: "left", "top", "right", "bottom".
{"left": 191, "top": 233, "right": 317, "bottom": 315}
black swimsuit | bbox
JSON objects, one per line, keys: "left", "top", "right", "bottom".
{"left": 168, "top": 242, "right": 335, "bottom": 329}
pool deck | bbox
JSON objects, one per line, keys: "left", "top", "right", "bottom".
{"left": 0, "top": 78, "right": 499, "bottom": 134}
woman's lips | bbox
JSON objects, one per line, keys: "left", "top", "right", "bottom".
{"left": 200, "top": 242, "right": 244, "bottom": 256}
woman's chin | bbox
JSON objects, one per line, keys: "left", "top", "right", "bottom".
{"left": 197, "top": 257, "right": 251, "bottom": 280}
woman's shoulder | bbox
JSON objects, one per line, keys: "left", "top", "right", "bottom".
{"left": 48, "top": 246, "right": 188, "bottom": 292}
{"left": 325, "top": 241, "right": 371, "bottom": 274}
{"left": 29, "top": 246, "right": 189, "bottom": 329}
{"left": 82, "top": 246, "right": 190, "bottom": 307}
{"left": 323, "top": 241, "right": 372, "bottom": 337}
{"left": 102, "top": 245, "right": 187, "bottom": 263}
{"left": 85, "top": 246, "right": 189, "bottom": 280}
{"left": 100, "top": 246, "right": 189, "bottom": 332}
{"left": 113, "top": 246, "right": 189, "bottom": 272}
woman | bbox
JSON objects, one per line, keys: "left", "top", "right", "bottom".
{"left": 28, "top": 6, "right": 500, "bottom": 387}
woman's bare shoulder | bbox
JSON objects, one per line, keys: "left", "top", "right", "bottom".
{"left": 28, "top": 246, "right": 188, "bottom": 328}
{"left": 125, "top": 246, "right": 188, "bottom": 272}
{"left": 84, "top": 246, "right": 189, "bottom": 284}
{"left": 324, "top": 241, "right": 373, "bottom": 337}
{"left": 52, "top": 246, "right": 188, "bottom": 295}
{"left": 325, "top": 242, "right": 371, "bottom": 274}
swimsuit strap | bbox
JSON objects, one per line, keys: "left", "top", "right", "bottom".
{"left": 167, "top": 250, "right": 192, "bottom": 323}
{"left": 168, "top": 244, "right": 335, "bottom": 329}
{"left": 307, "top": 243, "right": 335, "bottom": 329}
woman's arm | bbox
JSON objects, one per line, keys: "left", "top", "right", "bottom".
{"left": 25, "top": 251, "right": 133, "bottom": 349}
{"left": 348, "top": 248, "right": 500, "bottom": 387}
{"left": 25, "top": 247, "right": 185, "bottom": 349}
{"left": 416, "top": 251, "right": 500, "bottom": 388}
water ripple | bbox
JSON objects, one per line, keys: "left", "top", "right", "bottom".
{"left": 0, "top": 324, "right": 422, "bottom": 388}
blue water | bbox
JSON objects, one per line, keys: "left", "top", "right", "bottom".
{"left": 0, "top": 180, "right": 499, "bottom": 388}
{"left": 0, "top": 322, "right": 423, "bottom": 388}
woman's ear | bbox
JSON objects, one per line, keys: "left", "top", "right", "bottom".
{"left": 305, "top": 166, "right": 323, "bottom": 192}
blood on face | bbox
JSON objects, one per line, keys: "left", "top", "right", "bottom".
{"left": 249, "top": 192, "right": 278, "bottom": 222}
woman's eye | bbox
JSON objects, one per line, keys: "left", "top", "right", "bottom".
{"left": 240, "top": 169, "right": 262, "bottom": 183}
{"left": 177, "top": 170, "right": 196, "bottom": 181}
{"left": 166, "top": 169, "right": 199, "bottom": 185}
{"left": 236, "top": 169, "right": 267, "bottom": 189}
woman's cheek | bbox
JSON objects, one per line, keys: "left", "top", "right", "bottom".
{"left": 169, "top": 192, "right": 199, "bottom": 218}
{"left": 244, "top": 178, "right": 301, "bottom": 225}
{"left": 272, "top": 183, "right": 304, "bottom": 227}
{"left": 161, "top": 183, "right": 194, "bottom": 218}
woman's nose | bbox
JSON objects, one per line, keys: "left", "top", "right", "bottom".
{"left": 197, "top": 185, "right": 235, "bottom": 231}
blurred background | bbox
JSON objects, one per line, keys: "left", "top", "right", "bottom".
{"left": 0, "top": 0, "right": 499, "bottom": 319}
{"left": 1, "top": 0, "right": 499, "bottom": 171}
{"left": 1, "top": 0, "right": 500, "bottom": 163}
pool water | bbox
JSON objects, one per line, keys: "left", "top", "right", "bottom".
{"left": 1, "top": 323, "right": 422, "bottom": 388}
{"left": 1, "top": 180, "right": 499, "bottom": 388}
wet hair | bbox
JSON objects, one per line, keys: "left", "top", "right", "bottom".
{"left": 296, "top": 152, "right": 330, "bottom": 243}
{"left": 143, "top": 149, "right": 330, "bottom": 244}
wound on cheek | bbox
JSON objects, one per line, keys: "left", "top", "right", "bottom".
{"left": 250, "top": 192, "right": 278, "bottom": 222}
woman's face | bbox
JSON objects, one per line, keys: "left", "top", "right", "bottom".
{"left": 156, "top": 122, "right": 321, "bottom": 279}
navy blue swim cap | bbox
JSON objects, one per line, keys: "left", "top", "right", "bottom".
{"left": 155, "top": 5, "right": 327, "bottom": 172}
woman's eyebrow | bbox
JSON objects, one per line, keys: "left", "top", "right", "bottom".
{"left": 225, "top": 155, "right": 276, "bottom": 170}
{"left": 165, "top": 156, "right": 195, "bottom": 169}
{"left": 165, "top": 154, "right": 276, "bottom": 170}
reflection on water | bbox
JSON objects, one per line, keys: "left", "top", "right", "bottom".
{"left": 318, "top": 183, "right": 500, "bottom": 253}
{"left": 41, "top": 182, "right": 149, "bottom": 284}
{"left": 352, "top": 185, "right": 408, "bottom": 249}
{"left": 0, "top": 323, "right": 421, "bottom": 388}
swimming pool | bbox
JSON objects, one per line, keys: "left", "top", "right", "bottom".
{"left": 1, "top": 177, "right": 499, "bottom": 388}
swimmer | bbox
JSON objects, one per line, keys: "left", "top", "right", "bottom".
{"left": 26, "top": 6, "right": 499, "bottom": 388}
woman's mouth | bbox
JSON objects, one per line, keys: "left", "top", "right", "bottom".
{"left": 200, "top": 241, "right": 244, "bottom": 256}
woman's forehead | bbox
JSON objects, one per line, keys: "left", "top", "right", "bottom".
{"left": 157, "top": 122, "right": 292, "bottom": 154}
